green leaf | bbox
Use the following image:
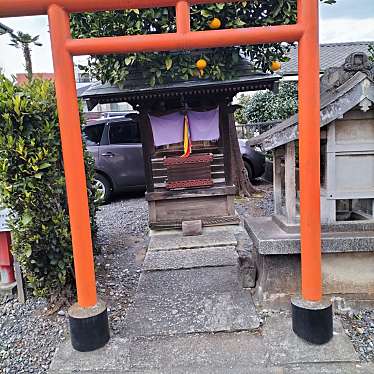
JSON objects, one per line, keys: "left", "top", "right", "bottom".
{"left": 235, "top": 19, "right": 246, "bottom": 27}
{"left": 165, "top": 57, "right": 173, "bottom": 71}
{"left": 124, "top": 56, "right": 134, "bottom": 66}
{"left": 22, "top": 214, "right": 32, "bottom": 226}
{"left": 39, "top": 163, "right": 51, "bottom": 170}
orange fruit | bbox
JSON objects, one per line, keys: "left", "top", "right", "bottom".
{"left": 196, "top": 58, "right": 207, "bottom": 71}
{"left": 271, "top": 60, "right": 281, "bottom": 71}
{"left": 209, "top": 17, "right": 221, "bottom": 29}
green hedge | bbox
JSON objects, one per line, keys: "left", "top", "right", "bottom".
{"left": 235, "top": 81, "right": 298, "bottom": 126}
{"left": 0, "top": 75, "right": 97, "bottom": 297}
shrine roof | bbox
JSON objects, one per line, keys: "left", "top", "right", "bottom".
{"left": 79, "top": 58, "right": 280, "bottom": 109}
{"left": 249, "top": 52, "right": 374, "bottom": 151}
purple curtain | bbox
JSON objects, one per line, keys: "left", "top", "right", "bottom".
{"left": 188, "top": 107, "right": 220, "bottom": 142}
{"left": 149, "top": 113, "right": 184, "bottom": 146}
{"left": 149, "top": 108, "right": 220, "bottom": 147}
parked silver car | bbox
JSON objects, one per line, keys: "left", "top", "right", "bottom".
{"left": 84, "top": 116, "right": 265, "bottom": 202}
{"left": 84, "top": 116, "right": 145, "bottom": 201}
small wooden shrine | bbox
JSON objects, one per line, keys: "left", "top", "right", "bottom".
{"left": 81, "top": 61, "right": 279, "bottom": 229}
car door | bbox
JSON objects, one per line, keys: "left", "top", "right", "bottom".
{"left": 98, "top": 120, "right": 145, "bottom": 190}
{"left": 83, "top": 122, "right": 106, "bottom": 165}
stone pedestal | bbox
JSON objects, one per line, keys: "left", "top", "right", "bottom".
{"left": 245, "top": 216, "right": 374, "bottom": 309}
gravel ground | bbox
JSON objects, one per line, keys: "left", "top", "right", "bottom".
{"left": 0, "top": 192, "right": 148, "bottom": 373}
{"left": 95, "top": 193, "right": 148, "bottom": 335}
{"left": 0, "top": 298, "right": 65, "bottom": 373}
{"left": 234, "top": 179, "right": 274, "bottom": 218}
{"left": 341, "top": 310, "right": 374, "bottom": 362}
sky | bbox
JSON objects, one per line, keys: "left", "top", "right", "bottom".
{"left": 0, "top": 0, "right": 373, "bottom": 77}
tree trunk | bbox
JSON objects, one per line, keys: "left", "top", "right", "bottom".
{"left": 227, "top": 107, "right": 258, "bottom": 197}
{"left": 23, "top": 44, "right": 33, "bottom": 81}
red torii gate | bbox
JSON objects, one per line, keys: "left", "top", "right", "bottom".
{"left": 0, "top": 0, "right": 333, "bottom": 351}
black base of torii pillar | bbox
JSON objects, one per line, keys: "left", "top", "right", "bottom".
{"left": 68, "top": 299, "right": 110, "bottom": 352}
{"left": 291, "top": 296, "right": 333, "bottom": 345}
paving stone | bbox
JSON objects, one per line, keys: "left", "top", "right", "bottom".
{"left": 123, "top": 290, "right": 260, "bottom": 337}
{"left": 49, "top": 337, "right": 130, "bottom": 373}
{"left": 128, "top": 331, "right": 268, "bottom": 372}
{"left": 137, "top": 266, "right": 241, "bottom": 295}
{"left": 135, "top": 368, "right": 284, "bottom": 374}
{"left": 263, "top": 315, "right": 359, "bottom": 366}
{"left": 148, "top": 230, "right": 237, "bottom": 251}
{"left": 283, "top": 362, "right": 374, "bottom": 373}
{"left": 143, "top": 246, "right": 238, "bottom": 271}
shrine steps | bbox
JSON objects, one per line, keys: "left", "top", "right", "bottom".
{"left": 123, "top": 226, "right": 260, "bottom": 337}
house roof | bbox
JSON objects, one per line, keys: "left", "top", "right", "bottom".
{"left": 249, "top": 52, "right": 374, "bottom": 151}
{"left": 16, "top": 72, "right": 54, "bottom": 85}
{"left": 78, "top": 58, "right": 280, "bottom": 109}
{"left": 280, "top": 41, "right": 372, "bottom": 76}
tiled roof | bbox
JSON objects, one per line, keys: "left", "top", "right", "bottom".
{"left": 280, "top": 41, "right": 372, "bottom": 76}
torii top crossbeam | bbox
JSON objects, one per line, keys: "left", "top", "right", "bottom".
{"left": 0, "top": 0, "right": 322, "bottom": 311}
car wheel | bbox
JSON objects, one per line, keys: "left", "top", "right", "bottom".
{"left": 93, "top": 174, "right": 112, "bottom": 203}
{"left": 243, "top": 160, "right": 253, "bottom": 181}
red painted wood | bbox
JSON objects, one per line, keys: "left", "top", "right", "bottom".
{"left": 0, "top": 232, "right": 12, "bottom": 266}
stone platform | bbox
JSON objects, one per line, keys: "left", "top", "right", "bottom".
{"left": 50, "top": 314, "right": 370, "bottom": 373}
{"left": 244, "top": 216, "right": 374, "bottom": 308}
{"left": 245, "top": 216, "right": 374, "bottom": 255}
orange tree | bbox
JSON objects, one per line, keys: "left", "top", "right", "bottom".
{"left": 71, "top": 1, "right": 335, "bottom": 87}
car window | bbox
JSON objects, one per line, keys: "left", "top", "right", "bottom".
{"left": 109, "top": 121, "right": 141, "bottom": 144}
{"left": 83, "top": 124, "right": 105, "bottom": 146}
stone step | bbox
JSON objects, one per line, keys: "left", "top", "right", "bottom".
{"left": 123, "top": 289, "right": 260, "bottom": 337}
{"left": 127, "top": 331, "right": 271, "bottom": 373}
{"left": 148, "top": 230, "right": 237, "bottom": 251}
{"left": 143, "top": 246, "right": 238, "bottom": 271}
{"left": 136, "top": 266, "right": 242, "bottom": 296}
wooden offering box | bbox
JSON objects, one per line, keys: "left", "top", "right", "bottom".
{"left": 164, "top": 154, "right": 213, "bottom": 190}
